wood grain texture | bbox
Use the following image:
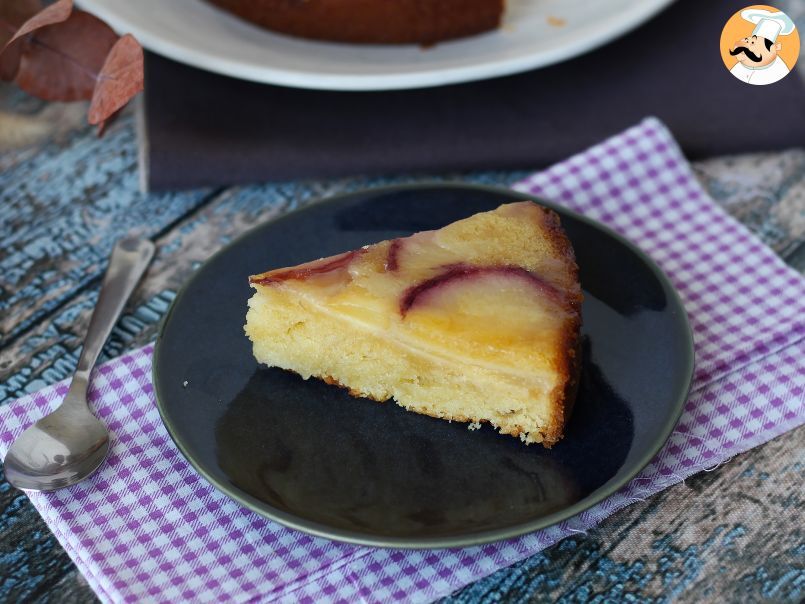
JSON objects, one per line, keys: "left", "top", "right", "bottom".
{"left": 444, "top": 430, "right": 804, "bottom": 603}
{"left": 0, "top": 89, "right": 86, "bottom": 171}
{"left": 0, "top": 79, "right": 803, "bottom": 603}
{"left": 0, "top": 472, "right": 95, "bottom": 603}
{"left": 0, "top": 110, "right": 213, "bottom": 347}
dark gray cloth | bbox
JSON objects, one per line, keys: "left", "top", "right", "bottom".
{"left": 140, "top": 0, "right": 805, "bottom": 191}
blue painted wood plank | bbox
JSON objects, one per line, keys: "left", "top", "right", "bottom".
{"left": 0, "top": 112, "right": 214, "bottom": 346}
{"left": 445, "top": 449, "right": 805, "bottom": 603}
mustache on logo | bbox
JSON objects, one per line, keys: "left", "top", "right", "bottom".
{"left": 730, "top": 46, "right": 763, "bottom": 62}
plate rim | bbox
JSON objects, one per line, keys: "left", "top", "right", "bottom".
{"left": 152, "top": 182, "right": 695, "bottom": 549}
{"left": 77, "top": 0, "right": 676, "bottom": 91}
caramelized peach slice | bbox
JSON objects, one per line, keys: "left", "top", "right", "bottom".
{"left": 400, "top": 265, "right": 572, "bottom": 358}
{"left": 250, "top": 249, "right": 365, "bottom": 287}
{"left": 401, "top": 264, "right": 564, "bottom": 315}
{"left": 382, "top": 231, "right": 459, "bottom": 279}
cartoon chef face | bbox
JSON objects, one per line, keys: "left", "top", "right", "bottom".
{"left": 724, "top": 8, "right": 797, "bottom": 86}
{"left": 730, "top": 34, "right": 781, "bottom": 68}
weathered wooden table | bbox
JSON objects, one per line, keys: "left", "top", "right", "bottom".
{"left": 1, "top": 83, "right": 803, "bottom": 602}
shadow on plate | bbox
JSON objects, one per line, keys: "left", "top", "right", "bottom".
{"left": 214, "top": 338, "right": 633, "bottom": 539}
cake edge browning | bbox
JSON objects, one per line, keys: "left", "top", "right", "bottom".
{"left": 533, "top": 206, "right": 583, "bottom": 446}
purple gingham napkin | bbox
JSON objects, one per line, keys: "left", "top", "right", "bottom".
{"left": 2, "top": 118, "right": 804, "bottom": 603}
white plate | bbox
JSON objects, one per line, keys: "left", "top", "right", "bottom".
{"left": 78, "top": 0, "right": 675, "bottom": 91}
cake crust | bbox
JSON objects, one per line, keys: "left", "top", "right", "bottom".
{"left": 532, "top": 206, "right": 583, "bottom": 444}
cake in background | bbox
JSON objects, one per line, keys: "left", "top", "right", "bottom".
{"left": 207, "top": 0, "right": 505, "bottom": 44}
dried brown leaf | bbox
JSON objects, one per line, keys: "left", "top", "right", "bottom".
{"left": 3, "top": 0, "right": 72, "bottom": 50}
{"left": 88, "top": 34, "right": 144, "bottom": 125}
{"left": 95, "top": 106, "right": 122, "bottom": 136}
{"left": 0, "top": 0, "right": 43, "bottom": 79}
{"left": 14, "top": 8, "right": 119, "bottom": 102}
{"left": 0, "top": 0, "right": 145, "bottom": 136}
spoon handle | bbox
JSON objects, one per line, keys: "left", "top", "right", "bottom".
{"left": 67, "top": 237, "right": 155, "bottom": 405}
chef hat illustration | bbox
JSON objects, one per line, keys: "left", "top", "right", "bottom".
{"left": 741, "top": 8, "right": 796, "bottom": 42}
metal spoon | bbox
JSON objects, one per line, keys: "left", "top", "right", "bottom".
{"left": 3, "top": 237, "right": 155, "bottom": 491}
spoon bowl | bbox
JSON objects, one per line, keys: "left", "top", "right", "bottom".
{"left": 3, "top": 237, "right": 154, "bottom": 492}
{"left": 4, "top": 401, "right": 110, "bottom": 491}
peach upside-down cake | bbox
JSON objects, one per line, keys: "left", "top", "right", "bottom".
{"left": 244, "top": 201, "right": 583, "bottom": 446}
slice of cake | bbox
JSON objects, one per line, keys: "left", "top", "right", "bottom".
{"left": 245, "top": 202, "right": 582, "bottom": 446}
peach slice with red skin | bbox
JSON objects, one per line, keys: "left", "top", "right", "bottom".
{"left": 383, "top": 230, "right": 460, "bottom": 278}
{"left": 250, "top": 249, "right": 365, "bottom": 286}
{"left": 385, "top": 239, "right": 403, "bottom": 272}
{"left": 400, "top": 264, "right": 564, "bottom": 316}
{"left": 398, "top": 263, "right": 573, "bottom": 354}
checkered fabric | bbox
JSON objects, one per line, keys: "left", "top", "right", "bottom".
{"left": 1, "top": 118, "right": 803, "bottom": 604}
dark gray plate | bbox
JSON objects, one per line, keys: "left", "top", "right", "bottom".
{"left": 153, "top": 184, "right": 693, "bottom": 549}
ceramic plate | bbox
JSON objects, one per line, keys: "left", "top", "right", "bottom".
{"left": 152, "top": 184, "right": 693, "bottom": 548}
{"left": 78, "top": 0, "right": 675, "bottom": 90}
